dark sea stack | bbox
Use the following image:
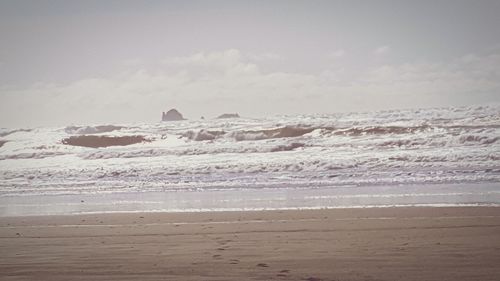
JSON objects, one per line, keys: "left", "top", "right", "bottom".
{"left": 162, "top": 109, "right": 185, "bottom": 121}
{"left": 217, "top": 113, "right": 240, "bottom": 119}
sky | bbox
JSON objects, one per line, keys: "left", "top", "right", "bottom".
{"left": 0, "top": 0, "right": 499, "bottom": 127}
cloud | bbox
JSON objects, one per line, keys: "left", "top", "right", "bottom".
{"left": 1, "top": 49, "right": 499, "bottom": 127}
{"left": 163, "top": 49, "right": 281, "bottom": 71}
{"left": 374, "top": 45, "right": 391, "bottom": 55}
{"left": 162, "top": 49, "right": 261, "bottom": 78}
{"left": 327, "top": 49, "right": 345, "bottom": 59}
{"left": 361, "top": 52, "right": 500, "bottom": 106}
{"left": 245, "top": 52, "right": 283, "bottom": 61}
{"left": 165, "top": 49, "right": 243, "bottom": 67}
{"left": 121, "top": 58, "right": 145, "bottom": 66}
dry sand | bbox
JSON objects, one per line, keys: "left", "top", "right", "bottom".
{"left": 1, "top": 207, "right": 500, "bottom": 281}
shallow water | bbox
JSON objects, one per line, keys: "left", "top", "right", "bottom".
{"left": 1, "top": 183, "right": 499, "bottom": 216}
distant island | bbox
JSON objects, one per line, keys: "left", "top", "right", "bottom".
{"left": 162, "top": 109, "right": 185, "bottom": 121}
{"left": 217, "top": 113, "right": 240, "bottom": 119}
{"left": 161, "top": 109, "right": 241, "bottom": 121}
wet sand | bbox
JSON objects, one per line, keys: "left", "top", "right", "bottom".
{"left": 1, "top": 207, "right": 500, "bottom": 281}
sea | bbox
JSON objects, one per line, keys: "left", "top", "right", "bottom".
{"left": 1, "top": 105, "right": 499, "bottom": 216}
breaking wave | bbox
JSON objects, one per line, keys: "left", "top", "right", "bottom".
{"left": 181, "top": 123, "right": 500, "bottom": 143}
{"left": 0, "top": 128, "right": 32, "bottom": 137}
{"left": 332, "top": 125, "right": 431, "bottom": 136}
{"left": 459, "top": 135, "right": 498, "bottom": 145}
{"left": 0, "top": 151, "right": 67, "bottom": 160}
{"left": 182, "top": 129, "right": 225, "bottom": 141}
{"left": 62, "top": 135, "right": 150, "bottom": 148}
{"left": 64, "top": 125, "right": 124, "bottom": 135}
{"left": 79, "top": 142, "right": 308, "bottom": 159}
{"left": 183, "top": 126, "right": 322, "bottom": 141}
{"left": 228, "top": 126, "right": 317, "bottom": 141}
{"left": 269, "top": 142, "right": 306, "bottom": 152}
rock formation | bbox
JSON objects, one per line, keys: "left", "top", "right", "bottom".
{"left": 217, "top": 113, "right": 240, "bottom": 119}
{"left": 162, "top": 109, "right": 185, "bottom": 121}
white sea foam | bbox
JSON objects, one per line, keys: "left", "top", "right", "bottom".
{"left": 0, "top": 104, "right": 499, "bottom": 198}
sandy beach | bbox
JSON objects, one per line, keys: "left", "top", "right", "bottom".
{"left": 1, "top": 207, "right": 500, "bottom": 281}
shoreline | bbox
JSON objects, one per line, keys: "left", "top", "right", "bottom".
{"left": 2, "top": 182, "right": 499, "bottom": 217}
{"left": 1, "top": 203, "right": 499, "bottom": 219}
{"left": 2, "top": 206, "right": 500, "bottom": 280}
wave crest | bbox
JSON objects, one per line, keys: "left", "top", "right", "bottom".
{"left": 231, "top": 126, "right": 317, "bottom": 141}
{"left": 64, "top": 125, "right": 123, "bottom": 135}
{"left": 333, "top": 125, "right": 431, "bottom": 136}
{"left": 182, "top": 125, "right": 446, "bottom": 142}
{"left": 459, "top": 135, "right": 498, "bottom": 145}
{"left": 0, "top": 151, "right": 66, "bottom": 160}
{"left": 0, "top": 128, "right": 32, "bottom": 137}
{"left": 181, "top": 126, "right": 318, "bottom": 141}
{"left": 183, "top": 130, "right": 225, "bottom": 141}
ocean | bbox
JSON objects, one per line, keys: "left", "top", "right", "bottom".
{"left": 1, "top": 105, "right": 499, "bottom": 216}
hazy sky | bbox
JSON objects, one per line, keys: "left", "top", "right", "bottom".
{"left": 1, "top": 0, "right": 500, "bottom": 127}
